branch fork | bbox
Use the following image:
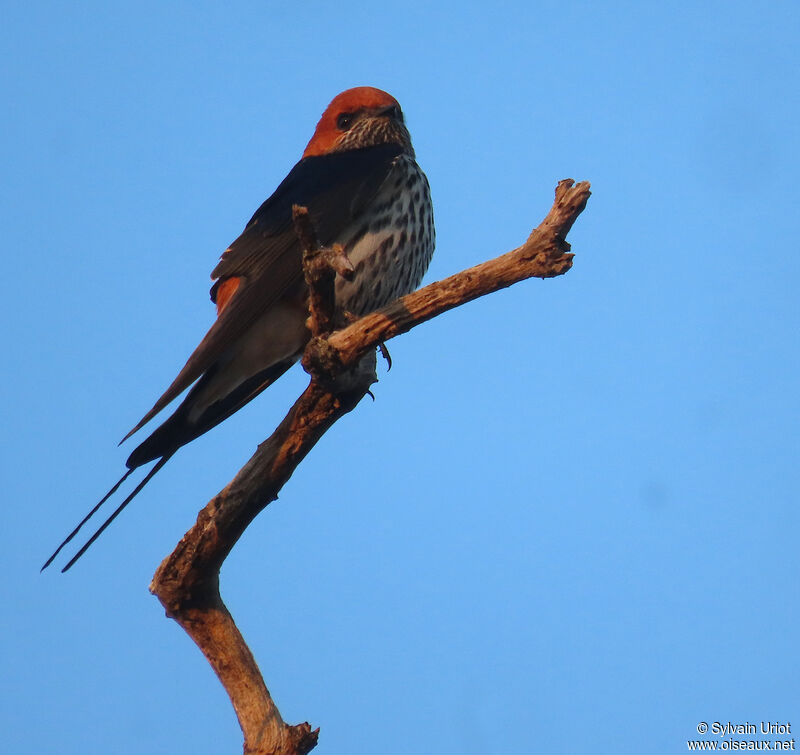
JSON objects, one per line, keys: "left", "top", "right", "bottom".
{"left": 150, "top": 179, "right": 591, "bottom": 755}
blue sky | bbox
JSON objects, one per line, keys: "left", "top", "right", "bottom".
{"left": 3, "top": 1, "right": 798, "bottom": 753}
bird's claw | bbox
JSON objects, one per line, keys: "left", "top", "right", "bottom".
{"left": 378, "top": 342, "right": 392, "bottom": 370}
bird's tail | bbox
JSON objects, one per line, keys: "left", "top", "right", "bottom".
{"left": 41, "top": 455, "right": 172, "bottom": 573}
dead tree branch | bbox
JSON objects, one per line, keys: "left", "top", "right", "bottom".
{"left": 150, "top": 178, "right": 591, "bottom": 755}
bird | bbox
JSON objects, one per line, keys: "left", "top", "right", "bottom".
{"left": 43, "top": 86, "right": 435, "bottom": 572}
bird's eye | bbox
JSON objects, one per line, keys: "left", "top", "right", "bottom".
{"left": 389, "top": 105, "right": 403, "bottom": 122}
{"left": 336, "top": 112, "right": 354, "bottom": 130}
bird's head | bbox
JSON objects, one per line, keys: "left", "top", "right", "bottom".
{"left": 303, "top": 87, "right": 413, "bottom": 158}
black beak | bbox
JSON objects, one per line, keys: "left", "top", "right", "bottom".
{"left": 379, "top": 104, "right": 403, "bottom": 122}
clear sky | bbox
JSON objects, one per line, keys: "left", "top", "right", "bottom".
{"left": 3, "top": 1, "right": 798, "bottom": 753}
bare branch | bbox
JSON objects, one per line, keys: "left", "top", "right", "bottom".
{"left": 304, "top": 179, "right": 589, "bottom": 377}
{"left": 150, "top": 179, "right": 590, "bottom": 755}
{"left": 293, "top": 204, "right": 354, "bottom": 337}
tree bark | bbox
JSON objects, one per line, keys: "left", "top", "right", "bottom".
{"left": 150, "top": 178, "right": 591, "bottom": 754}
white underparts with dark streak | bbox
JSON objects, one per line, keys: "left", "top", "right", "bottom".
{"left": 335, "top": 154, "right": 435, "bottom": 316}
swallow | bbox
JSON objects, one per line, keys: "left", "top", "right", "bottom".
{"left": 43, "top": 86, "right": 435, "bottom": 571}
